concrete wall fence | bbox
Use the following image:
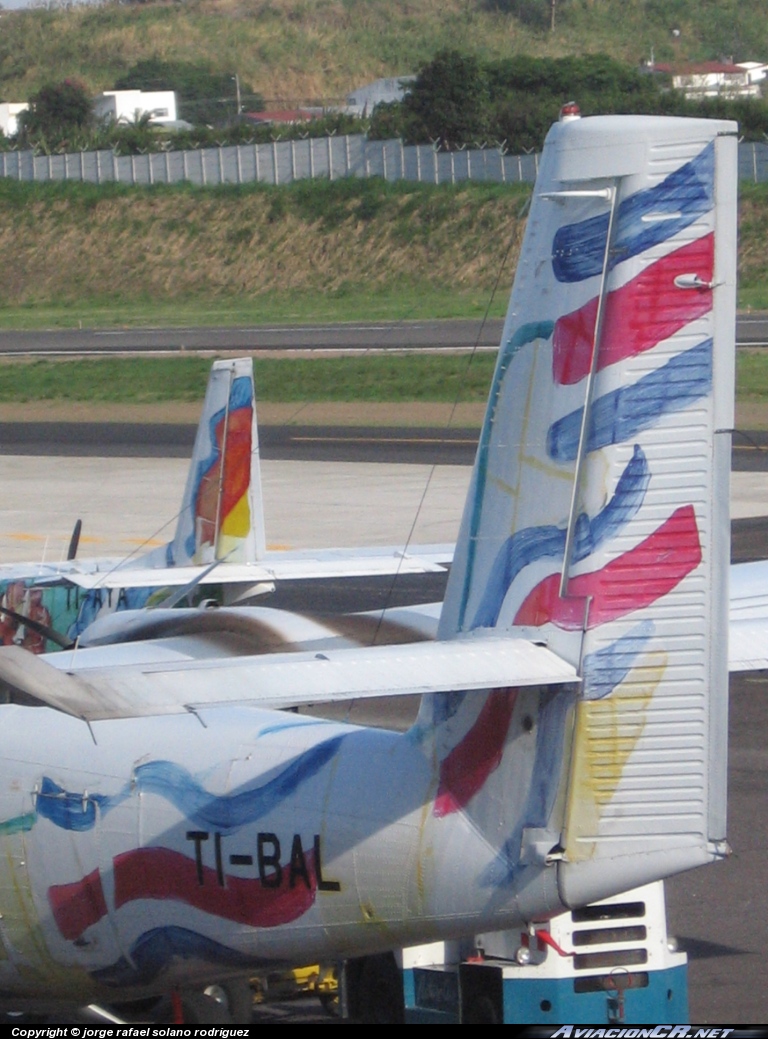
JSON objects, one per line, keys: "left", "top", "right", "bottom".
{"left": 0, "top": 134, "right": 766, "bottom": 187}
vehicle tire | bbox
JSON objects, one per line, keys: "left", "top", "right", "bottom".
{"left": 359, "top": 954, "right": 404, "bottom": 1024}
{"left": 463, "top": 993, "right": 502, "bottom": 1024}
{"left": 318, "top": 989, "right": 339, "bottom": 1016}
{"left": 203, "top": 979, "right": 253, "bottom": 1023}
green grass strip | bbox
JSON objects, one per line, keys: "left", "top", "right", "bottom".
{"left": 0, "top": 350, "right": 763, "bottom": 406}
{"left": 736, "top": 349, "right": 768, "bottom": 400}
{"left": 0, "top": 355, "right": 498, "bottom": 404}
{"left": 0, "top": 288, "right": 508, "bottom": 331}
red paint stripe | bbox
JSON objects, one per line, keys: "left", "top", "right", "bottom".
{"left": 219, "top": 407, "right": 253, "bottom": 519}
{"left": 553, "top": 234, "right": 714, "bottom": 386}
{"left": 49, "top": 843, "right": 317, "bottom": 941}
{"left": 49, "top": 868, "right": 108, "bottom": 941}
{"left": 434, "top": 688, "right": 518, "bottom": 817}
{"left": 113, "top": 846, "right": 316, "bottom": 929}
{"left": 195, "top": 406, "right": 253, "bottom": 540}
{"left": 513, "top": 504, "right": 701, "bottom": 630}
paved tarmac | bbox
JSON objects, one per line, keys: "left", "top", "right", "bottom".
{"left": 4, "top": 422, "right": 768, "bottom": 469}
{"left": 0, "top": 313, "right": 765, "bottom": 356}
{"left": 0, "top": 320, "right": 504, "bottom": 356}
{"left": 0, "top": 450, "right": 766, "bottom": 1024}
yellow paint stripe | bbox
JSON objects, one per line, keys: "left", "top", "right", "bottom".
{"left": 563, "top": 652, "right": 667, "bottom": 862}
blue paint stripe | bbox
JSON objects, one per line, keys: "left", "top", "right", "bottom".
{"left": 36, "top": 735, "right": 345, "bottom": 835}
{"left": 479, "top": 687, "right": 576, "bottom": 888}
{"left": 547, "top": 339, "right": 713, "bottom": 463}
{"left": 92, "top": 926, "right": 259, "bottom": 987}
{"left": 455, "top": 321, "right": 554, "bottom": 630}
{"left": 582, "top": 621, "right": 654, "bottom": 700}
{"left": 471, "top": 445, "right": 650, "bottom": 629}
{"left": 552, "top": 142, "right": 714, "bottom": 283}
{"left": 36, "top": 777, "right": 111, "bottom": 831}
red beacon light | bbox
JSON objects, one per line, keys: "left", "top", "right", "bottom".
{"left": 559, "top": 101, "right": 581, "bottom": 122}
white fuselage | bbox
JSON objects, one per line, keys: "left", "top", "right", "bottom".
{"left": 0, "top": 693, "right": 554, "bottom": 1003}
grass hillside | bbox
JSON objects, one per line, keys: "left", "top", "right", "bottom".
{"left": 0, "top": 176, "right": 765, "bottom": 329}
{"left": 0, "top": 0, "right": 766, "bottom": 104}
{"left": 0, "top": 178, "right": 530, "bottom": 327}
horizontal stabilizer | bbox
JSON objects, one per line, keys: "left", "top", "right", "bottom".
{"left": 1, "top": 638, "right": 578, "bottom": 720}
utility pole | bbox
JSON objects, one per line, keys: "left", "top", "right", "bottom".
{"left": 550, "top": 0, "right": 556, "bottom": 32}
{"left": 233, "top": 73, "right": 242, "bottom": 123}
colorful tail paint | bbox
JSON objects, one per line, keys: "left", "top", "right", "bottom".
{"left": 439, "top": 114, "right": 735, "bottom": 905}
{"left": 170, "top": 358, "right": 266, "bottom": 566}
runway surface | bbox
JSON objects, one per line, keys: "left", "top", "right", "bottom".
{"left": 0, "top": 319, "right": 504, "bottom": 356}
{"left": 4, "top": 421, "right": 768, "bottom": 469}
{"left": 0, "top": 312, "right": 765, "bottom": 356}
{"left": 0, "top": 444, "right": 766, "bottom": 1023}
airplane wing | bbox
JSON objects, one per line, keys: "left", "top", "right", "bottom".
{"left": 729, "top": 559, "right": 768, "bottom": 670}
{"left": 64, "top": 543, "right": 453, "bottom": 590}
{"left": 68, "top": 559, "right": 768, "bottom": 675}
{"left": 0, "top": 637, "right": 578, "bottom": 721}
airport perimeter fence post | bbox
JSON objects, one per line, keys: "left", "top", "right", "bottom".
{"left": 746, "top": 141, "right": 768, "bottom": 184}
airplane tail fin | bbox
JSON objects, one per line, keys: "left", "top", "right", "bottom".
{"left": 436, "top": 114, "right": 736, "bottom": 905}
{"left": 168, "top": 357, "right": 266, "bottom": 567}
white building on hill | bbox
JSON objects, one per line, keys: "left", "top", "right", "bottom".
{"left": 94, "top": 90, "right": 178, "bottom": 126}
{"left": 344, "top": 76, "right": 415, "bottom": 116}
{"left": 653, "top": 61, "right": 764, "bottom": 100}
{"left": 0, "top": 103, "right": 29, "bottom": 137}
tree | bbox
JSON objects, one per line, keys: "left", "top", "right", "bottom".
{"left": 18, "top": 79, "right": 92, "bottom": 145}
{"left": 402, "top": 50, "right": 490, "bottom": 146}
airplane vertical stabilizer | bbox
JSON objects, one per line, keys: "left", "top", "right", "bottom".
{"left": 439, "top": 114, "right": 736, "bottom": 905}
{"left": 168, "top": 357, "right": 266, "bottom": 567}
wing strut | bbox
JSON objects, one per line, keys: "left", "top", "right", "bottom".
{"left": 212, "top": 363, "right": 234, "bottom": 560}
{"left": 557, "top": 180, "right": 621, "bottom": 601}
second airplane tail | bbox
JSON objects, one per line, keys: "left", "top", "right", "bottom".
{"left": 168, "top": 357, "right": 266, "bottom": 567}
